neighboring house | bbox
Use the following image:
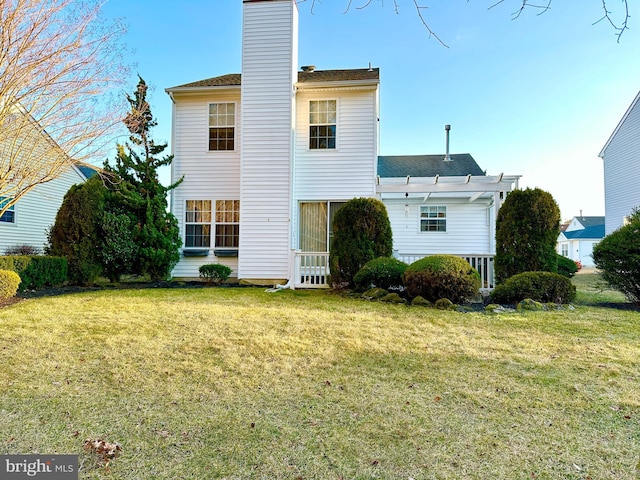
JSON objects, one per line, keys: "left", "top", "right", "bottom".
{"left": 166, "top": 0, "right": 520, "bottom": 289}
{"left": 599, "top": 90, "right": 640, "bottom": 235}
{"left": 0, "top": 110, "right": 92, "bottom": 254}
{"left": 556, "top": 216, "right": 605, "bottom": 267}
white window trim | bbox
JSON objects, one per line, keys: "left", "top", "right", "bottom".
{"left": 419, "top": 205, "right": 447, "bottom": 233}
{"left": 184, "top": 200, "right": 212, "bottom": 250}
{"left": 307, "top": 99, "right": 339, "bottom": 152}
{"left": 207, "top": 102, "right": 237, "bottom": 153}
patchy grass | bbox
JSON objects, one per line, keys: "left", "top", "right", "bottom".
{"left": 572, "top": 272, "right": 628, "bottom": 305}
{"left": 0, "top": 287, "right": 639, "bottom": 479}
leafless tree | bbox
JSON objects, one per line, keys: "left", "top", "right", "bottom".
{"left": 0, "top": 0, "right": 127, "bottom": 219}
{"left": 303, "top": 0, "right": 631, "bottom": 47}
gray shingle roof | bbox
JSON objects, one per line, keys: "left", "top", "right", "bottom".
{"left": 377, "top": 154, "right": 486, "bottom": 178}
{"left": 574, "top": 216, "right": 605, "bottom": 228}
{"left": 169, "top": 68, "right": 379, "bottom": 89}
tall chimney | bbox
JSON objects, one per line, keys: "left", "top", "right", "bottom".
{"left": 444, "top": 124, "right": 452, "bottom": 162}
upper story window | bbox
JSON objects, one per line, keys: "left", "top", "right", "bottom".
{"left": 420, "top": 205, "right": 446, "bottom": 232}
{"left": 209, "top": 103, "right": 235, "bottom": 151}
{"left": 185, "top": 200, "right": 212, "bottom": 247}
{"left": 0, "top": 197, "right": 15, "bottom": 223}
{"left": 309, "top": 100, "right": 336, "bottom": 149}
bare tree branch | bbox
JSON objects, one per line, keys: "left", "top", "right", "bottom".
{"left": 594, "top": 0, "right": 630, "bottom": 43}
{"left": 0, "top": 0, "right": 128, "bottom": 218}
{"left": 304, "top": 0, "right": 631, "bottom": 46}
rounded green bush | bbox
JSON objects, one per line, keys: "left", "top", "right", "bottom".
{"left": 353, "top": 257, "right": 408, "bottom": 292}
{"left": 199, "top": 263, "right": 232, "bottom": 284}
{"left": 490, "top": 271, "right": 576, "bottom": 304}
{"left": 0, "top": 269, "right": 21, "bottom": 299}
{"left": 556, "top": 254, "right": 578, "bottom": 278}
{"left": 403, "top": 255, "right": 480, "bottom": 303}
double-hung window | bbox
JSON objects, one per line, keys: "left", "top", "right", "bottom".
{"left": 420, "top": 206, "right": 446, "bottom": 232}
{"left": 209, "top": 103, "right": 235, "bottom": 151}
{"left": 215, "top": 200, "right": 239, "bottom": 249}
{"left": 185, "top": 200, "right": 212, "bottom": 248}
{"left": 309, "top": 100, "right": 336, "bottom": 149}
{"left": 0, "top": 197, "right": 15, "bottom": 223}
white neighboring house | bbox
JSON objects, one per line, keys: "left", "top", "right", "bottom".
{"left": 0, "top": 112, "right": 93, "bottom": 254}
{"left": 166, "top": 0, "right": 521, "bottom": 289}
{"left": 599, "top": 90, "right": 640, "bottom": 235}
{"left": 556, "top": 216, "right": 604, "bottom": 267}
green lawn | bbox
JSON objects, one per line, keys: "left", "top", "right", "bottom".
{"left": 0, "top": 277, "right": 639, "bottom": 479}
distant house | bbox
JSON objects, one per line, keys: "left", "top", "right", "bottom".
{"left": 165, "top": 0, "right": 521, "bottom": 289}
{"left": 599, "top": 90, "right": 640, "bottom": 235}
{"left": 0, "top": 109, "right": 92, "bottom": 254}
{"left": 556, "top": 216, "right": 604, "bottom": 267}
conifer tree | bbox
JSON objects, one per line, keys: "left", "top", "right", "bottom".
{"left": 104, "top": 77, "right": 182, "bottom": 281}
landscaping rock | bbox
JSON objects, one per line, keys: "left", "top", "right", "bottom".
{"left": 410, "top": 295, "right": 431, "bottom": 307}
{"left": 381, "top": 292, "right": 407, "bottom": 304}
{"left": 362, "top": 287, "right": 388, "bottom": 300}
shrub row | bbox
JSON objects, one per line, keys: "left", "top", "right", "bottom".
{"left": 0, "top": 256, "right": 68, "bottom": 291}
{"left": 354, "top": 255, "right": 481, "bottom": 304}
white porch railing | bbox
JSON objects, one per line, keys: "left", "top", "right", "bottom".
{"left": 294, "top": 252, "right": 330, "bottom": 288}
{"left": 395, "top": 253, "right": 496, "bottom": 292}
{"left": 294, "top": 251, "right": 495, "bottom": 291}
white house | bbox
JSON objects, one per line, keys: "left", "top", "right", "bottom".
{"left": 599, "top": 90, "right": 640, "bottom": 235}
{"left": 166, "top": 0, "right": 520, "bottom": 289}
{"left": 556, "top": 216, "right": 604, "bottom": 267}
{"left": 0, "top": 109, "right": 92, "bottom": 254}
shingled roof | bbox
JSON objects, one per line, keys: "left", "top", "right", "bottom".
{"left": 562, "top": 224, "right": 605, "bottom": 240}
{"left": 377, "top": 154, "right": 486, "bottom": 178}
{"left": 169, "top": 68, "right": 379, "bottom": 89}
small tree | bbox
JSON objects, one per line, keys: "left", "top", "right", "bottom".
{"left": 103, "top": 77, "right": 182, "bottom": 281}
{"left": 592, "top": 208, "right": 640, "bottom": 304}
{"left": 329, "top": 197, "right": 392, "bottom": 287}
{"left": 494, "top": 188, "right": 560, "bottom": 283}
{"left": 47, "top": 176, "right": 106, "bottom": 285}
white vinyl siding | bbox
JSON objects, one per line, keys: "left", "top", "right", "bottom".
{"left": 387, "top": 199, "right": 492, "bottom": 255}
{"left": 239, "top": 0, "right": 298, "bottom": 281}
{"left": 0, "top": 167, "right": 86, "bottom": 254}
{"left": 170, "top": 91, "right": 241, "bottom": 279}
{"left": 294, "top": 90, "right": 378, "bottom": 200}
{"left": 602, "top": 93, "right": 640, "bottom": 235}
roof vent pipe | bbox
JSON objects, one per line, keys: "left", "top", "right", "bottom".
{"left": 444, "top": 124, "right": 452, "bottom": 162}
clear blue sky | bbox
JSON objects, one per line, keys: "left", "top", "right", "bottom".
{"left": 101, "top": 0, "right": 639, "bottom": 220}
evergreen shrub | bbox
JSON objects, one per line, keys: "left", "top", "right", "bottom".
{"left": 403, "top": 255, "right": 480, "bottom": 303}
{"left": 556, "top": 254, "right": 578, "bottom": 278}
{"left": 495, "top": 188, "right": 560, "bottom": 283}
{"left": 490, "top": 271, "right": 576, "bottom": 304}
{"left": 353, "top": 257, "right": 407, "bottom": 292}
{"left": 0, "top": 256, "right": 67, "bottom": 291}
{"left": 592, "top": 209, "right": 640, "bottom": 303}
{"left": 329, "top": 197, "right": 392, "bottom": 287}
{"left": 199, "top": 264, "right": 232, "bottom": 284}
{"left": 0, "top": 269, "right": 21, "bottom": 298}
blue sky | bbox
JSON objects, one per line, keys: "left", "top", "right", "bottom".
{"left": 100, "top": 0, "right": 639, "bottom": 220}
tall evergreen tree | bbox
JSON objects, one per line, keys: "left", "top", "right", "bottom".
{"left": 494, "top": 187, "right": 560, "bottom": 283}
{"left": 104, "top": 77, "right": 182, "bottom": 281}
